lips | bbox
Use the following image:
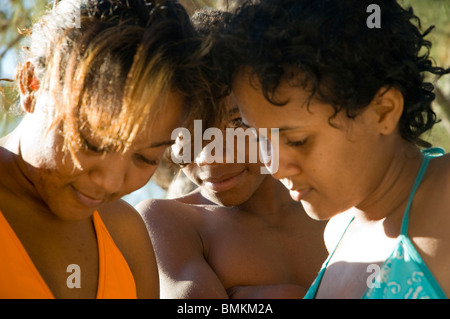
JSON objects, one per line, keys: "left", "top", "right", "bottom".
{"left": 280, "top": 178, "right": 312, "bottom": 201}
{"left": 201, "top": 169, "right": 246, "bottom": 192}
{"left": 289, "top": 188, "right": 312, "bottom": 201}
{"left": 71, "top": 186, "right": 105, "bottom": 208}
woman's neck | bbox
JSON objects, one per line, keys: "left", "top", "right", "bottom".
{"left": 354, "top": 144, "right": 423, "bottom": 223}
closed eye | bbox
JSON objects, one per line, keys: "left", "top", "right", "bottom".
{"left": 134, "top": 154, "right": 159, "bottom": 166}
{"left": 82, "top": 138, "right": 111, "bottom": 154}
{"left": 286, "top": 138, "right": 308, "bottom": 147}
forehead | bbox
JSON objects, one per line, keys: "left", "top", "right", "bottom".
{"left": 81, "top": 90, "right": 185, "bottom": 151}
{"left": 232, "top": 72, "right": 343, "bottom": 133}
{"left": 132, "top": 91, "right": 185, "bottom": 148}
{"left": 200, "top": 96, "right": 241, "bottom": 131}
{"left": 232, "top": 73, "right": 302, "bottom": 125}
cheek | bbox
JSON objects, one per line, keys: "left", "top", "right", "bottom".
{"left": 247, "top": 162, "right": 267, "bottom": 182}
{"left": 126, "top": 165, "right": 160, "bottom": 193}
{"left": 182, "top": 166, "right": 201, "bottom": 186}
{"left": 300, "top": 136, "right": 371, "bottom": 209}
{"left": 315, "top": 144, "right": 364, "bottom": 188}
{"left": 29, "top": 149, "right": 78, "bottom": 197}
{"left": 30, "top": 167, "right": 81, "bottom": 219}
{"left": 236, "top": 169, "right": 266, "bottom": 198}
{"left": 316, "top": 150, "right": 376, "bottom": 208}
{"left": 24, "top": 126, "right": 65, "bottom": 170}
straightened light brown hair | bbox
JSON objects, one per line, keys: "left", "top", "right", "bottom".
{"left": 19, "top": 0, "right": 211, "bottom": 165}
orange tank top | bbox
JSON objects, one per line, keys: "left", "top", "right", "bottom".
{"left": 0, "top": 210, "right": 137, "bottom": 298}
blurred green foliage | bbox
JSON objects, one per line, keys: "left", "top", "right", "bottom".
{"left": 401, "top": 0, "right": 450, "bottom": 150}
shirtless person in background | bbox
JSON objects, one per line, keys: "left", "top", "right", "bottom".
{"left": 137, "top": 11, "right": 327, "bottom": 296}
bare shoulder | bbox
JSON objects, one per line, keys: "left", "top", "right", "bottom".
{"left": 422, "top": 153, "right": 450, "bottom": 210}
{"left": 135, "top": 197, "right": 201, "bottom": 229}
{"left": 97, "top": 199, "right": 159, "bottom": 298}
{"left": 134, "top": 199, "right": 221, "bottom": 298}
{"left": 411, "top": 153, "right": 450, "bottom": 296}
{"left": 135, "top": 198, "right": 205, "bottom": 246}
{"left": 429, "top": 152, "right": 450, "bottom": 175}
{"left": 414, "top": 153, "right": 450, "bottom": 231}
{"left": 434, "top": 152, "right": 450, "bottom": 184}
{"left": 96, "top": 199, "right": 152, "bottom": 263}
{"left": 135, "top": 197, "right": 185, "bottom": 217}
{"left": 323, "top": 211, "right": 355, "bottom": 254}
{"left": 98, "top": 199, "right": 148, "bottom": 238}
{"left": 436, "top": 154, "right": 450, "bottom": 202}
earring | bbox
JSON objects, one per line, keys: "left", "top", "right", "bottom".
{"left": 30, "top": 77, "right": 39, "bottom": 91}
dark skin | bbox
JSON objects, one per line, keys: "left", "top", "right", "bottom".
{"left": 233, "top": 72, "right": 450, "bottom": 298}
{"left": 138, "top": 175, "right": 327, "bottom": 299}
{"left": 0, "top": 141, "right": 158, "bottom": 299}
{"left": 136, "top": 107, "right": 327, "bottom": 299}
{"left": 0, "top": 62, "right": 183, "bottom": 299}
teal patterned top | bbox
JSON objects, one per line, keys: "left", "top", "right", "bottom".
{"left": 304, "top": 148, "right": 447, "bottom": 299}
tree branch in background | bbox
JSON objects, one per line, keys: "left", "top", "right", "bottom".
{"left": 435, "top": 86, "right": 450, "bottom": 120}
{"left": 0, "top": 34, "right": 22, "bottom": 61}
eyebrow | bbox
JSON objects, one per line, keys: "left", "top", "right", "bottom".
{"left": 278, "top": 125, "right": 301, "bottom": 132}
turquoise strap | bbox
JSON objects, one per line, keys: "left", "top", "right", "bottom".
{"left": 422, "top": 147, "right": 446, "bottom": 158}
{"left": 304, "top": 214, "right": 355, "bottom": 299}
{"left": 400, "top": 147, "right": 445, "bottom": 235}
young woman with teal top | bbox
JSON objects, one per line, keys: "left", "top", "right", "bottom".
{"left": 304, "top": 147, "right": 447, "bottom": 299}
{"left": 212, "top": 0, "right": 450, "bottom": 298}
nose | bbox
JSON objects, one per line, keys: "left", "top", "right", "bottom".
{"left": 195, "top": 144, "right": 228, "bottom": 166}
{"left": 89, "top": 153, "right": 128, "bottom": 195}
{"left": 195, "top": 130, "right": 233, "bottom": 167}
{"left": 271, "top": 146, "right": 302, "bottom": 180}
{"left": 195, "top": 148, "right": 214, "bottom": 166}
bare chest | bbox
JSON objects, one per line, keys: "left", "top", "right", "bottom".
{"left": 203, "top": 220, "right": 325, "bottom": 290}
{"left": 0, "top": 196, "right": 100, "bottom": 298}
{"left": 316, "top": 224, "right": 399, "bottom": 299}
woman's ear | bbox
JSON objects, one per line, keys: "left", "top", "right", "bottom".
{"left": 18, "top": 61, "right": 40, "bottom": 113}
{"left": 370, "top": 86, "right": 404, "bottom": 136}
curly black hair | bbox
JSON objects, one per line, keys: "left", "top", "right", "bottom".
{"left": 213, "top": 0, "right": 450, "bottom": 147}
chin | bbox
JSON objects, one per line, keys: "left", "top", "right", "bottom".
{"left": 301, "top": 201, "right": 340, "bottom": 221}
{"left": 47, "top": 200, "right": 96, "bottom": 221}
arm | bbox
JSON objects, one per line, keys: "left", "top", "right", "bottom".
{"left": 98, "top": 200, "right": 159, "bottom": 298}
{"left": 136, "top": 199, "right": 229, "bottom": 299}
